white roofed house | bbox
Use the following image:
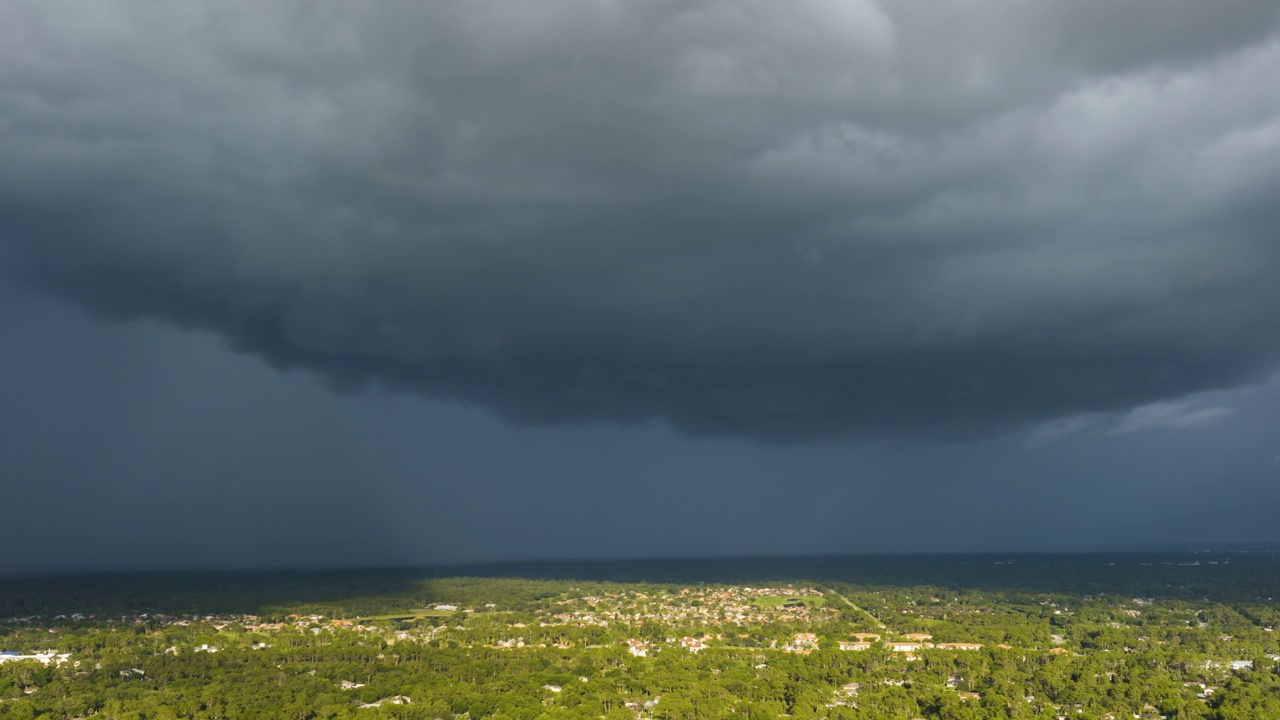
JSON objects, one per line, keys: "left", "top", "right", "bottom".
{"left": 358, "top": 696, "right": 411, "bottom": 709}
{"left": 838, "top": 641, "right": 871, "bottom": 651}
{"left": 888, "top": 641, "right": 926, "bottom": 652}
{"left": 0, "top": 651, "right": 71, "bottom": 666}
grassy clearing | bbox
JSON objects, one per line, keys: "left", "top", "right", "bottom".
{"left": 750, "top": 595, "right": 826, "bottom": 608}
{"left": 351, "top": 609, "right": 457, "bottom": 623}
{"left": 352, "top": 608, "right": 514, "bottom": 623}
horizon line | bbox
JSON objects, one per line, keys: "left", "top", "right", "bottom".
{"left": 4, "top": 543, "right": 1278, "bottom": 581}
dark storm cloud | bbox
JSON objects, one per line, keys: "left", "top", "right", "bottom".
{"left": 4, "top": 0, "right": 1280, "bottom": 440}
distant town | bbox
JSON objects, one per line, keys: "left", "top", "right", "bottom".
{"left": 2, "top": 554, "right": 1279, "bottom": 719}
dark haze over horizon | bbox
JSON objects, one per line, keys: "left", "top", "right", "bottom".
{"left": 2, "top": 1, "right": 1280, "bottom": 574}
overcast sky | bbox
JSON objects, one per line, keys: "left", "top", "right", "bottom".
{"left": 2, "top": 1, "right": 1279, "bottom": 574}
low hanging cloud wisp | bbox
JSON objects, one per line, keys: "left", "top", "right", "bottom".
{"left": 4, "top": 0, "right": 1280, "bottom": 440}
{"left": 1110, "top": 401, "right": 1236, "bottom": 435}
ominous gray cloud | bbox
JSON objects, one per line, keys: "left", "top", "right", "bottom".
{"left": 2, "top": 294, "right": 1279, "bottom": 575}
{"left": 4, "top": 0, "right": 1280, "bottom": 441}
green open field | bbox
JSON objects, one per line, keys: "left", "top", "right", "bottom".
{"left": 351, "top": 608, "right": 458, "bottom": 623}
{"left": 750, "top": 595, "right": 826, "bottom": 608}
